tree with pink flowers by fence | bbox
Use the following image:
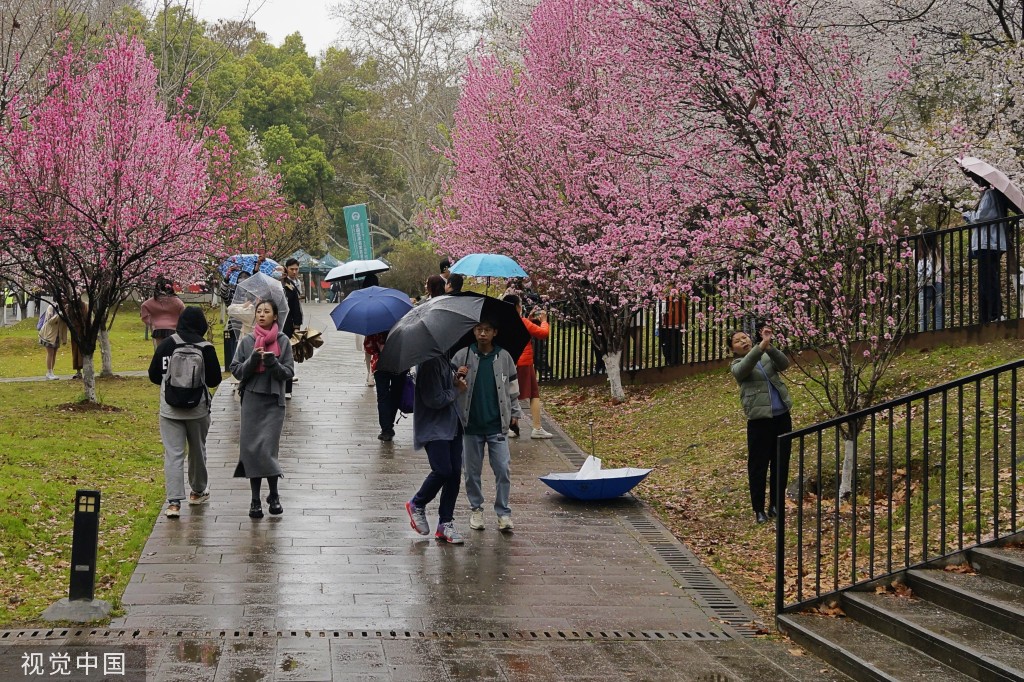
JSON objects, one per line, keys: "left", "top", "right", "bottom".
{"left": 433, "top": 0, "right": 690, "bottom": 402}
{"left": 438, "top": 0, "right": 923, "bottom": 495}
{"left": 611, "top": 0, "right": 918, "bottom": 495}
{"left": 0, "top": 36, "right": 290, "bottom": 402}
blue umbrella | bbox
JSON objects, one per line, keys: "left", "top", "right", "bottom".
{"left": 330, "top": 286, "right": 413, "bottom": 336}
{"left": 539, "top": 469, "right": 652, "bottom": 501}
{"left": 450, "top": 253, "right": 527, "bottom": 279}
{"left": 218, "top": 254, "right": 281, "bottom": 284}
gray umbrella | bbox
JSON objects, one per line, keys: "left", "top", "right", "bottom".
{"left": 377, "top": 293, "right": 529, "bottom": 374}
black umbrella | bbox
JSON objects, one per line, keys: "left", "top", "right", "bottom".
{"left": 378, "top": 293, "right": 530, "bottom": 374}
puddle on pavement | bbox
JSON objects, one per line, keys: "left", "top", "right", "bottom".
{"left": 171, "top": 640, "right": 222, "bottom": 667}
{"left": 229, "top": 666, "right": 267, "bottom": 681}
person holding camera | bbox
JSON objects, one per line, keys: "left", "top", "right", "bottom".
{"left": 231, "top": 298, "right": 295, "bottom": 519}
{"left": 503, "top": 294, "right": 553, "bottom": 438}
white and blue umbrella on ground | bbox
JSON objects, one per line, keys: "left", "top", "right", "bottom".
{"left": 329, "top": 286, "right": 413, "bottom": 336}
{"left": 450, "top": 253, "right": 527, "bottom": 279}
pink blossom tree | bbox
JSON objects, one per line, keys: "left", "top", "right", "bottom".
{"left": 612, "top": 0, "right": 918, "bottom": 495}
{"left": 433, "top": 0, "right": 691, "bottom": 401}
{"left": 0, "top": 36, "right": 289, "bottom": 402}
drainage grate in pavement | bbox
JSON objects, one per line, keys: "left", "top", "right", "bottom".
{"left": 620, "top": 513, "right": 763, "bottom": 638}
{"left": 542, "top": 420, "right": 764, "bottom": 639}
{"left": 0, "top": 628, "right": 729, "bottom": 642}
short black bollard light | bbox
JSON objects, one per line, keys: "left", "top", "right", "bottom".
{"left": 69, "top": 489, "right": 101, "bottom": 601}
{"left": 42, "top": 489, "right": 111, "bottom": 621}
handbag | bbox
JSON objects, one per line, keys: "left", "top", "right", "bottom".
{"left": 398, "top": 373, "right": 415, "bottom": 414}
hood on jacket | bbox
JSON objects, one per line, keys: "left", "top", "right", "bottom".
{"left": 176, "top": 306, "right": 208, "bottom": 337}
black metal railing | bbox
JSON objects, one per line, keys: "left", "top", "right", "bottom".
{"left": 538, "top": 215, "right": 1022, "bottom": 383}
{"left": 774, "top": 359, "right": 1024, "bottom": 614}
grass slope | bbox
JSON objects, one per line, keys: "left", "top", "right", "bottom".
{"left": 545, "top": 338, "right": 1024, "bottom": 623}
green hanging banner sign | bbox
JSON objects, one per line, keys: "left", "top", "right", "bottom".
{"left": 343, "top": 204, "right": 373, "bottom": 260}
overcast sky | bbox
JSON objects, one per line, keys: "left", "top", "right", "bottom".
{"left": 188, "top": 0, "right": 343, "bottom": 55}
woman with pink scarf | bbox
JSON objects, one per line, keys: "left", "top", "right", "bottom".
{"left": 230, "top": 299, "right": 295, "bottom": 519}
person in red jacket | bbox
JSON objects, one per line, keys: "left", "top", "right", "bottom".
{"left": 503, "top": 294, "right": 553, "bottom": 439}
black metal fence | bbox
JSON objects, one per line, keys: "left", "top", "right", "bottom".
{"left": 539, "top": 215, "right": 1023, "bottom": 383}
{"left": 774, "top": 359, "right": 1024, "bottom": 614}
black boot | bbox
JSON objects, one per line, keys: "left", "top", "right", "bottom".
{"left": 767, "top": 505, "right": 778, "bottom": 519}
{"left": 249, "top": 500, "right": 264, "bottom": 519}
{"left": 267, "top": 495, "right": 283, "bottom": 515}
{"left": 755, "top": 511, "right": 769, "bottom": 524}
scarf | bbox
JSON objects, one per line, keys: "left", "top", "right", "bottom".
{"left": 252, "top": 322, "right": 280, "bottom": 374}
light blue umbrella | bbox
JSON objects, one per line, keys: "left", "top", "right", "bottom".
{"left": 450, "top": 253, "right": 527, "bottom": 279}
{"left": 330, "top": 286, "right": 413, "bottom": 336}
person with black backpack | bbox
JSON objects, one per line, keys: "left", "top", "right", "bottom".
{"left": 148, "top": 307, "right": 223, "bottom": 519}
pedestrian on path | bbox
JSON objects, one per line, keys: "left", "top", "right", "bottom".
{"left": 140, "top": 277, "right": 185, "bottom": 350}
{"left": 282, "top": 258, "right": 304, "bottom": 399}
{"left": 452, "top": 320, "right": 522, "bottom": 533}
{"left": 231, "top": 299, "right": 295, "bottom": 519}
{"left": 37, "top": 301, "right": 67, "bottom": 380}
{"left": 503, "top": 294, "right": 552, "bottom": 439}
{"left": 364, "top": 330, "right": 405, "bottom": 441}
{"left": 405, "top": 354, "right": 468, "bottom": 544}
{"left": 728, "top": 327, "right": 792, "bottom": 525}
{"left": 148, "top": 307, "right": 222, "bottom": 518}
{"left": 359, "top": 273, "right": 380, "bottom": 387}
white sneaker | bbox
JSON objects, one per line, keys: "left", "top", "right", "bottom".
{"left": 498, "top": 515, "right": 514, "bottom": 532}
{"left": 285, "top": 393, "right": 292, "bottom": 400}
{"left": 366, "top": 375, "right": 376, "bottom": 387}
{"left": 531, "top": 428, "right": 554, "bottom": 439}
{"left": 45, "top": 372, "right": 58, "bottom": 380}
{"left": 469, "top": 509, "right": 484, "bottom": 530}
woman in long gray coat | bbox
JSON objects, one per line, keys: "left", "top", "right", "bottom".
{"left": 729, "top": 326, "right": 792, "bottom": 525}
{"left": 231, "top": 299, "right": 294, "bottom": 519}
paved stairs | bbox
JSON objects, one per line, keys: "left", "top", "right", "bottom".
{"left": 779, "top": 541, "right": 1024, "bottom": 681}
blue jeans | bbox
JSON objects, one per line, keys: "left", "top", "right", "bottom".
{"left": 412, "top": 436, "right": 463, "bottom": 524}
{"left": 463, "top": 432, "right": 512, "bottom": 517}
{"left": 917, "top": 283, "right": 944, "bottom": 332}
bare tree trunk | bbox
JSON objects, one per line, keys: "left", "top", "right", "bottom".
{"left": 603, "top": 350, "right": 626, "bottom": 403}
{"left": 99, "top": 328, "right": 113, "bottom": 377}
{"left": 82, "top": 353, "right": 97, "bottom": 402}
{"left": 838, "top": 438, "right": 855, "bottom": 500}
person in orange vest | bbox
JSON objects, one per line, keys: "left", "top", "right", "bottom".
{"left": 503, "top": 294, "right": 553, "bottom": 439}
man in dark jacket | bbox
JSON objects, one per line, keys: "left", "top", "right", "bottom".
{"left": 148, "top": 307, "right": 223, "bottom": 518}
{"left": 282, "top": 258, "right": 304, "bottom": 399}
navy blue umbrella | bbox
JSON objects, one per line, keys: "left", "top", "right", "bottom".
{"left": 330, "top": 286, "right": 413, "bottom": 336}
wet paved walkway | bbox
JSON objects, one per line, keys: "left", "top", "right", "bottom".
{"left": 1, "top": 304, "right": 845, "bottom": 680}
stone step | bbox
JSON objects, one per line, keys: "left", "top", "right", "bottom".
{"left": 906, "top": 568, "right": 1024, "bottom": 639}
{"left": 970, "top": 547, "right": 1024, "bottom": 588}
{"left": 843, "top": 591, "right": 1024, "bottom": 681}
{"left": 778, "top": 611, "right": 972, "bottom": 682}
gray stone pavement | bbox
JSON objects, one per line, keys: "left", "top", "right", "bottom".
{"left": 0, "top": 303, "right": 845, "bottom": 681}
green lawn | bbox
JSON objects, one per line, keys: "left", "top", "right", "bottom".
{"left": 545, "top": 338, "right": 1024, "bottom": 622}
{"left": 0, "top": 378, "right": 164, "bottom": 626}
{"left": 0, "top": 303, "right": 227, "bottom": 378}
